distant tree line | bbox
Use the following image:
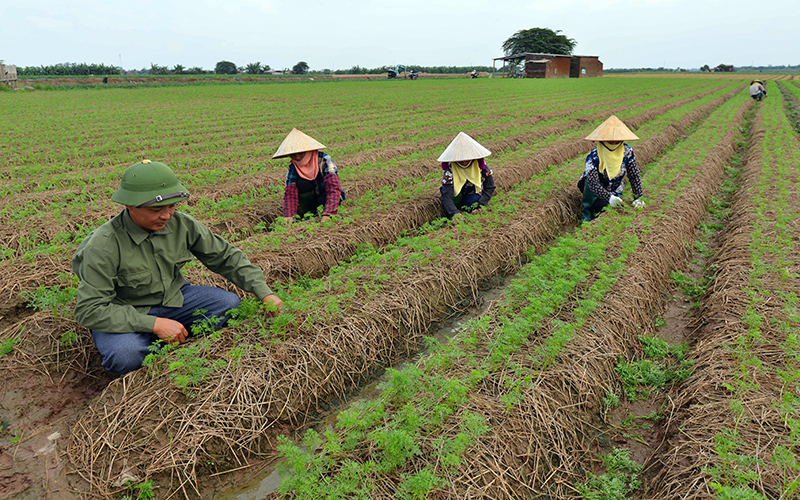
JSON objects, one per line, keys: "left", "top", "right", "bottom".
{"left": 732, "top": 64, "right": 800, "bottom": 73}
{"left": 17, "top": 62, "right": 122, "bottom": 76}
{"left": 607, "top": 63, "right": 800, "bottom": 73}
{"left": 15, "top": 60, "right": 501, "bottom": 78}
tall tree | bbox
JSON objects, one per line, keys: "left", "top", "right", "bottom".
{"left": 214, "top": 60, "right": 237, "bottom": 74}
{"left": 292, "top": 61, "right": 309, "bottom": 74}
{"left": 502, "top": 28, "right": 576, "bottom": 56}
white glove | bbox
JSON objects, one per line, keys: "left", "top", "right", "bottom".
{"left": 609, "top": 195, "right": 624, "bottom": 208}
{"left": 633, "top": 198, "right": 646, "bottom": 209}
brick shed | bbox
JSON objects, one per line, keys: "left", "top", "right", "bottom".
{"left": 525, "top": 57, "right": 571, "bottom": 78}
{"left": 570, "top": 56, "right": 603, "bottom": 78}
{"left": 493, "top": 53, "right": 603, "bottom": 79}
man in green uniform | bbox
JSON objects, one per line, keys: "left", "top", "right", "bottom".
{"left": 72, "top": 160, "right": 283, "bottom": 375}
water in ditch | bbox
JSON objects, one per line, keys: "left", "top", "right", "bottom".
{"left": 212, "top": 275, "right": 514, "bottom": 499}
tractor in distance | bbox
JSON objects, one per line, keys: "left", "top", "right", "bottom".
{"left": 387, "top": 65, "right": 418, "bottom": 79}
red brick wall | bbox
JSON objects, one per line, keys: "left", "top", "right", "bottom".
{"left": 579, "top": 58, "right": 603, "bottom": 77}
{"left": 549, "top": 57, "right": 571, "bottom": 78}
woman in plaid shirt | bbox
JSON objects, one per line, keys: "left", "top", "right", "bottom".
{"left": 273, "top": 128, "right": 344, "bottom": 221}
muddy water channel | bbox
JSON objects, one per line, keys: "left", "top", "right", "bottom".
{"left": 213, "top": 276, "right": 514, "bottom": 500}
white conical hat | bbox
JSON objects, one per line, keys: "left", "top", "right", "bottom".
{"left": 272, "top": 128, "right": 327, "bottom": 159}
{"left": 585, "top": 115, "right": 639, "bottom": 141}
{"left": 437, "top": 132, "right": 492, "bottom": 163}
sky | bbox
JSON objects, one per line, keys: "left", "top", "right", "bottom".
{"left": 1, "top": 0, "right": 797, "bottom": 71}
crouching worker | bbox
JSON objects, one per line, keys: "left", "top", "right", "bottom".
{"left": 578, "top": 115, "right": 645, "bottom": 223}
{"left": 72, "top": 160, "right": 284, "bottom": 376}
{"left": 438, "top": 132, "right": 496, "bottom": 218}
{"left": 749, "top": 79, "right": 767, "bottom": 101}
{"left": 274, "top": 128, "right": 344, "bottom": 222}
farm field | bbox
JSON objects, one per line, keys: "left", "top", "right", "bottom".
{"left": 0, "top": 75, "right": 798, "bottom": 499}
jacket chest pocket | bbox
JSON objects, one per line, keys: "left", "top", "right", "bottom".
{"left": 116, "top": 271, "right": 152, "bottom": 300}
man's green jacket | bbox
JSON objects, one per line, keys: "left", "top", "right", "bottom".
{"left": 72, "top": 209, "right": 273, "bottom": 334}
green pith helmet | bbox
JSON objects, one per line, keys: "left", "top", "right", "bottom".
{"left": 111, "top": 160, "right": 190, "bottom": 207}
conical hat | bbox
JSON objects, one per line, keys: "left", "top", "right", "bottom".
{"left": 437, "top": 132, "right": 492, "bottom": 163}
{"left": 272, "top": 128, "right": 327, "bottom": 159}
{"left": 585, "top": 115, "right": 639, "bottom": 141}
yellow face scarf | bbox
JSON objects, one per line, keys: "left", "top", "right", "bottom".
{"left": 597, "top": 142, "right": 624, "bottom": 179}
{"left": 451, "top": 160, "right": 482, "bottom": 196}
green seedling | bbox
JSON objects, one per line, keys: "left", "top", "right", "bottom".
{"left": 1, "top": 336, "right": 21, "bottom": 357}
{"left": 60, "top": 330, "right": 77, "bottom": 345}
{"left": 19, "top": 285, "right": 77, "bottom": 322}
{"left": 577, "top": 448, "right": 642, "bottom": 500}
{"left": 706, "top": 428, "right": 766, "bottom": 497}
{"left": 122, "top": 479, "right": 155, "bottom": 500}
{"left": 396, "top": 467, "right": 446, "bottom": 500}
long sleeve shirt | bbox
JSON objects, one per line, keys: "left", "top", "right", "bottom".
{"left": 72, "top": 209, "right": 273, "bottom": 333}
{"left": 283, "top": 152, "right": 343, "bottom": 217}
{"left": 580, "top": 145, "right": 644, "bottom": 202}
{"left": 749, "top": 83, "right": 766, "bottom": 96}
{"left": 440, "top": 158, "right": 496, "bottom": 217}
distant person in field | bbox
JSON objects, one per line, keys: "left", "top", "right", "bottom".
{"left": 438, "top": 132, "right": 496, "bottom": 218}
{"left": 749, "top": 79, "right": 767, "bottom": 101}
{"left": 72, "top": 160, "right": 283, "bottom": 375}
{"left": 274, "top": 128, "right": 344, "bottom": 222}
{"left": 577, "top": 115, "right": 645, "bottom": 223}
{"left": 102, "top": 75, "right": 108, "bottom": 84}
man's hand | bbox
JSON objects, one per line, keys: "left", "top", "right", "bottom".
{"left": 284, "top": 217, "right": 294, "bottom": 223}
{"left": 262, "top": 294, "right": 284, "bottom": 318}
{"left": 321, "top": 215, "right": 331, "bottom": 222}
{"left": 632, "top": 198, "right": 646, "bottom": 209}
{"left": 153, "top": 317, "right": 188, "bottom": 344}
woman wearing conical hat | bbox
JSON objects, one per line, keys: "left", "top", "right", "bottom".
{"left": 438, "top": 132, "right": 496, "bottom": 219}
{"left": 273, "top": 128, "right": 345, "bottom": 222}
{"left": 749, "top": 79, "right": 767, "bottom": 101}
{"left": 577, "top": 115, "right": 645, "bottom": 223}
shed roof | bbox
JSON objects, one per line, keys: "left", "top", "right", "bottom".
{"left": 493, "top": 52, "right": 599, "bottom": 62}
